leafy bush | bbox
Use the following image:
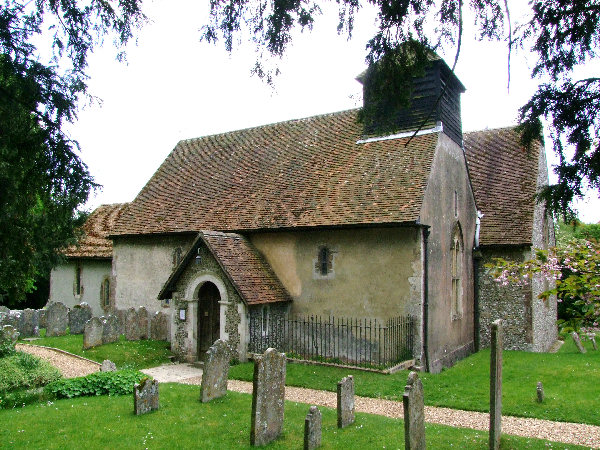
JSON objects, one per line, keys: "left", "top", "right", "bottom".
{"left": 0, "top": 352, "right": 61, "bottom": 393}
{"left": 45, "top": 370, "right": 146, "bottom": 399}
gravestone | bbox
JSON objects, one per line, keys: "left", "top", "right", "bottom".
{"left": 83, "top": 317, "right": 103, "bottom": 349}
{"left": 0, "top": 325, "right": 19, "bottom": 354}
{"left": 571, "top": 332, "right": 586, "bottom": 353}
{"left": 114, "top": 309, "right": 127, "bottom": 335}
{"left": 134, "top": 377, "right": 159, "bottom": 415}
{"left": 250, "top": 348, "right": 286, "bottom": 446}
{"left": 536, "top": 381, "right": 544, "bottom": 403}
{"left": 0, "top": 311, "right": 6, "bottom": 327}
{"left": 200, "top": 339, "right": 230, "bottom": 402}
{"left": 151, "top": 312, "right": 169, "bottom": 341}
{"left": 37, "top": 309, "right": 47, "bottom": 329}
{"left": 102, "top": 315, "right": 120, "bottom": 344}
{"left": 68, "top": 303, "right": 92, "bottom": 335}
{"left": 46, "top": 302, "right": 68, "bottom": 336}
{"left": 304, "top": 406, "right": 322, "bottom": 450}
{"left": 125, "top": 308, "right": 139, "bottom": 341}
{"left": 4, "top": 310, "right": 20, "bottom": 329}
{"left": 403, "top": 371, "right": 425, "bottom": 450}
{"left": 0, "top": 305, "right": 9, "bottom": 314}
{"left": 337, "top": 375, "right": 355, "bottom": 429}
{"left": 489, "top": 319, "right": 503, "bottom": 450}
{"left": 138, "top": 307, "right": 150, "bottom": 340}
{"left": 19, "top": 309, "right": 39, "bottom": 337}
{"left": 101, "top": 360, "right": 117, "bottom": 372}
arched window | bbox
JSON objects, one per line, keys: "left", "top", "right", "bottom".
{"left": 100, "top": 277, "right": 110, "bottom": 309}
{"left": 451, "top": 224, "right": 463, "bottom": 320}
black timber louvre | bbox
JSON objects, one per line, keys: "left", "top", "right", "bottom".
{"left": 362, "top": 59, "right": 466, "bottom": 147}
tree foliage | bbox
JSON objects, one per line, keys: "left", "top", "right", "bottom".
{"left": 488, "top": 240, "right": 600, "bottom": 332}
{"left": 0, "top": 0, "right": 145, "bottom": 303}
{"left": 201, "top": 0, "right": 600, "bottom": 218}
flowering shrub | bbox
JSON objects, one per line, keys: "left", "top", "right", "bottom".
{"left": 487, "top": 239, "right": 600, "bottom": 332}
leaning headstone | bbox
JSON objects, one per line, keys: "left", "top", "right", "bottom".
{"left": 489, "top": 319, "right": 503, "bottom": 450}
{"left": 250, "top": 348, "right": 286, "bottom": 446}
{"left": 150, "top": 311, "right": 169, "bottom": 341}
{"left": 571, "top": 331, "right": 586, "bottom": 353}
{"left": 83, "top": 317, "right": 103, "bottom": 349}
{"left": 403, "top": 371, "right": 425, "bottom": 450}
{"left": 68, "top": 303, "right": 92, "bottom": 335}
{"left": 304, "top": 406, "right": 322, "bottom": 450}
{"left": 19, "top": 308, "right": 39, "bottom": 337}
{"left": 134, "top": 377, "right": 159, "bottom": 415}
{"left": 0, "top": 325, "right": 19, "bottom": 355}
{"left": 337, "top": 375, "right": 355, "bottom": 429}
{"left": 536, "top": 381, "right": 544, "bottom": 403}
{"left": 125, "top": 307, "right": 139, "bottom": 341}
{"left": 46, "top": 302, "right": 68, "bottom": 337}
{"left": 37, "top": 309, "right": 47, "bottom": 329}
{"left": 101, "top": 360, "right": 117, "bottom": 372}
{"left": 102, "top": 315, "right": 120, "bottom": 344}
{"left": 200, "top": 339, "right": 230, "bottom": 402}
{"left": 138, "top": 307, "right": 150, "bottom": 340}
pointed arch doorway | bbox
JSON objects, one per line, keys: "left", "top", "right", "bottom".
{"left": 197, "top": 282, "right": 221, "bottom": 356}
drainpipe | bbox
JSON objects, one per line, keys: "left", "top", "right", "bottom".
{"left": 422, "top": 227, "right": 430, "bottom": 372}
{"left": 473, "top": 211, "right": 484, "bottom": 351}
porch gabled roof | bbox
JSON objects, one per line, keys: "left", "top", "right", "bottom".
{"left": 158, "top": 231, "right": 291, "bottom": 305}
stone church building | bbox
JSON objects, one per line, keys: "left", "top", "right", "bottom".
{"left": 49, "top": 56, "right": 557, "bottom": 372}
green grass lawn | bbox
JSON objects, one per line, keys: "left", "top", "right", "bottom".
{"left": 0, "top": 384, "right": 587, "bottom": 449}
{"left": 20, "top": 334, "right": 173, "bottom": 370}
{"left": 230, "top": 337, "right": 600, "bottom": 426}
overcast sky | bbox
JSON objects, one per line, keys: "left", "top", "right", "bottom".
{"left": 66, "top": 0, "right": 600, "bottom": 222}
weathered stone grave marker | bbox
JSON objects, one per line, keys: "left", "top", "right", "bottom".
{"left": 589, "top": 334, "right": 597, "bottom": 351}
{"left": 20, "top": 308, "right": 39, "bottom": 337}
{"left": 337, "top": 375, "right": 355, "bottom": 429}
{"left": 102, "top": 314, "right": 120, "bottom": 344}
{"left": 138, "top": 307, "right": 150, "bottom": 340}
{"left": 134, "top": 377, "right": 159, "bottom": 415}
{"left": 125, "top": 307, "right": 139, "bottom": 341}
{"left": 68, "top": 303, "right": 92, "bottom": 335}
{"left": 200, "top": 339, "right": 230, "bottom": 402}
{"left": 151, "top": 311, "right": 169, "bottom": 341}
{"left": 0, "top": 325, "right": 19, "bottom": 353}
{"left": 37, "top": 309, "right": 47, "bottom": 329}
{"left": 0, "top": 305, "right": 9, "bottom": 314}
{"left": 536, "top": 382, "right": 544, "bottom": 403}
{"left": 101, "top": 360, "right": 117, "bottom": 372}
{"left": 304, "top": 406, "right": 322, "bottom": 450}
{"left": 46, "top": 302, "right": 68, "bottom": 337}
{"left": 489, "top": 319, "right": 503, "bottom": 450}
{"left": 403, "top": 371, "right": 425, "bottom": 450}
{"left": 251, "top": 348, "right": 286, "bottom": 446}
{"left": 83, "top": 317, "right": 103, "bottom": 349}
{"left": 571, "top": 332, "right": 586, "bottom": 353}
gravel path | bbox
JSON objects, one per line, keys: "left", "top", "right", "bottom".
{"left": 19, "top": 346, "right": 600, "bottom": 448}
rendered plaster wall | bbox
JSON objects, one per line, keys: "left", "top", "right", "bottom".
{"left": 477, "top": 246, "right": 535, "bottom": 351}
{"left": 530, "top": 146, "right": 558, "bottom": 352}
{"left": 112, "top": 234, "right": 195, "bottom": 313}
{"left": 250, "top": 226, "right": 424, "bottom": 362}
{"left": 419, "top": 132, "right": 478, "bottom": 373}
{"left": 250, "top": 227, "right": 422, "bottom": 320}
{"left": 171, "top": 244, "right": 245, "bottom": 362}
{"left": 49, "top": 259, "right": 112, "bottom": 317}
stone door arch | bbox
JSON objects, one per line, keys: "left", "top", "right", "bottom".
{"left": 197, "top": 281, "right": 221, "bottom": 356}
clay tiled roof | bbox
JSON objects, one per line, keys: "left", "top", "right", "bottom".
{"left": 464, "top": 127, "right": 541, "bottom": 246}
{"left": 159, "top": 231, "right": 290, "bottom": 304}
{"left": 112, "top": 109, "right": 440, "bottom": 236}
{"left": 64, "top": 203, "right": 128, "bottom": 258}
